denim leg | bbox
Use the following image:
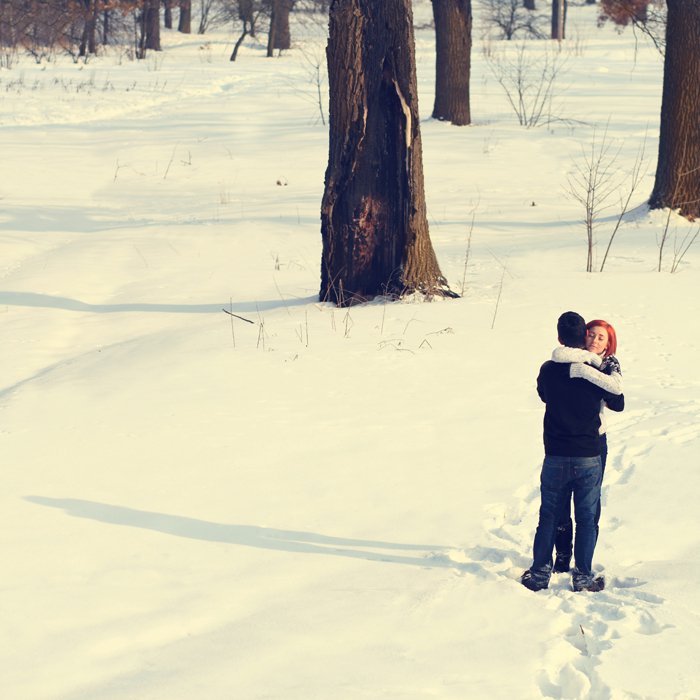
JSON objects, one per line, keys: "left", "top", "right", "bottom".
{"left": 572, "top": 457, "right": 602, "bottom": 577}
{"left": 532, "top": 457, "right": 570, "bottom": 576}
{"left": 595, "top": 434, "right": 608, "bottom": 541}
{"left": 555, "top": 486, "right": 573, "bottom": 560}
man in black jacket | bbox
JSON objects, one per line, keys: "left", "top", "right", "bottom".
{"left": 521, "top": 312, "right": 625, "bottom": 592}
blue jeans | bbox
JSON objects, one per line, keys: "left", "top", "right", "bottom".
{"left": 531, "top": 455, "right": 602, "bottom": 583}
{"left": 555, "top": 435, "right": 607, "bottom": 560}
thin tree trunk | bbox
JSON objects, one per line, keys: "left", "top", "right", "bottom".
{"left": 164, "top": 0, "right": 173, "bottom": 29}
{"left": 230, "top": 21, "right": 248, "bottom": 61}
{"left": 273, "top": 0, "right": 292, "bottom": 50}
{"left": 320, "top": 0, "right": 454, "bottom": 305}
{"left": 79, "top": 0, "right": 98, "bottom": 56}
{"left": 649, "top": 0, "right": 700, "bottom": 220}
{"left": 524, "top": 0, "right": 536, "bottom": 9}
{"left": 144, "top": 0, "right": 161, "bottom": 49}
{"left": 238, "top": 0, "right": 256, "bottom": 36}
{"left": 432, "top": 0, "right": 472, "bottom": 126}
{"left": 178, "top": 0, "right": 191, "bottom": 33}
{"left": 551, "top": 0, "right": 567, "bottom": 39}
{"left": 266, "top": 0, "right": 276, "bottom": 56}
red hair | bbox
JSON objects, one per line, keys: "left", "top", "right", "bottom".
{"left": 586, "top": 319, "right": 617, "bottom": 356}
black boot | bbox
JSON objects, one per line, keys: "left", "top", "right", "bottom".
{"left": 520, "top": 569, "right": 549, "bottom": 592}
{"left": 553, "top": 555, "right": 571, "bottom": 573}
{"left": 572, "top": 573, "right": 605, "bottom": 592}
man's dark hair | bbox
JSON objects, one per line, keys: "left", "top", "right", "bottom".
{"left": 557, "top": 311, "right": 587, "bottom": 348}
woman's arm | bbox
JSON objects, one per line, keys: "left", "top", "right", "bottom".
{"left": 551, "top": 346, "right": 602, "bottom": 366}
{"left": 570, "top": 362, "right": 623, "bottom": 394}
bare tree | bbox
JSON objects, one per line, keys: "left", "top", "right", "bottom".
{"left": 320, "top": 0, "right": 455, "bottom": 305}
{"left": 229, "top": 0, "right": 264, "bottom": 59}
{"left": 432, "top": 0, "right": 472, "bottom": 125}
{"left": 567, "top": 127, "right": 624, "bottom": 272}
{"left": 648, "top": 0, "right": 700, "bottom": 220}
{"left": 482, "top": 0, "right": 544, "bottom": 40}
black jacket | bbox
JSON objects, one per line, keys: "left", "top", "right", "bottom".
{"left": 537, "top": 358, "right": 625, "bottom": 457}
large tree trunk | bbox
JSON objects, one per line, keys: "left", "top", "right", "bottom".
{"left": 432, "top": 0, "right": 472, "bottom": 126}
{"left": 649, "top": 0, "right": 700, "bottom": 220}
{"left": 320, "top": 0, "right": 454, "bottom": 306}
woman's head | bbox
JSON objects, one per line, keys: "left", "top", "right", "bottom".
{"left": 586, "top": 319, "right": 617, "bottom": 357}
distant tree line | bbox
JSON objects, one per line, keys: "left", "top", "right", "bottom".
{"left": 0, "top": 0, "right": 331, "bottom": 60}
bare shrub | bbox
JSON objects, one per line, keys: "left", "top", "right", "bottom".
{"left": 567, "top": 127, "right": 627, "bottom": 272}
{"left": 485, "top": 42, "right": 567, "bottom": 127}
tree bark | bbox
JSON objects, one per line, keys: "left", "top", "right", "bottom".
{"left": 164, "top": 0, "right": 173, "bottom": 29}
{"left": 432, "top": 0, "right": 472, "bottom": 126}
{"left": 144, "top": 0, "right": 161, "bottom": 50}
{"left": 178, "top": 0, "right": 192, "bottom": 33}
{"left": 79, "top": 0, "right": 98, "bottom": 56}
{"left": 320, "top": 0, "right": 454, "bottom": 305}
{"left": 103, "top": 10, "right": 110, "bottom": 45}
{"left": 273, "top": 0, "right": 292, "bottom": 49}
{"left": 551, "top": 0, "right": 567, "bottom": 39}
{"left": 649, "top": 0, "right": 700, "bottom": 220}
{"left": 266, "top": 4, "right": 276, "bottom": 56}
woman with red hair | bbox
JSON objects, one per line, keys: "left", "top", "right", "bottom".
{"left": 550, "top": 318, "right": 623, "bottom": 574}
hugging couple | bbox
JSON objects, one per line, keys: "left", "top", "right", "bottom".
{"left": 522, "top": 311, "right": 624, "bottom": 593}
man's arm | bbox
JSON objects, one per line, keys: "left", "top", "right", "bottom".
{"left": 536, "top": 365, "right": 547, "bottom": 403}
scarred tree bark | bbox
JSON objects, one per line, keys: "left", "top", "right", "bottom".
{"left": 649, "top": 0, "right": 700, "bottom": 220}
{"left": 320, "top": 0, "right": 455, "bottom": 306}
{"left": 432, "top": 0, "right": 472, "bottom": 125}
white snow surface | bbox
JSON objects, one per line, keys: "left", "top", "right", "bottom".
{"left": 2, "top": 4, "right": 699, "bottom": 699}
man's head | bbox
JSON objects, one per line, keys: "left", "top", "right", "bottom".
{"left": 557, "top": 311, "right": 587, "bottom": 349}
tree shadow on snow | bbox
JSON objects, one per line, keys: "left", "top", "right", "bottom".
{"left": 0, "top": 291, "right": 313, "bottom": 315}
{"left": 25, "top": 496, "right": 483, "bottom": 573}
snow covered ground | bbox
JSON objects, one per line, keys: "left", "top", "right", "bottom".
{"left": 2, "top": 3, "right": 699, "bottom": 698}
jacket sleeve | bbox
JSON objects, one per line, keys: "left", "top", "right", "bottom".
{"left": 603, "top": 392, "right": 625, "bottom": 412}
{"left": 601, "top": 355, "right": 622, "bottom": 375}
{"left": 536, "top": 366, "right": 547, "bottom": 403}
{"left": 570, "top": 363, "right": 623, "bottom": 394}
